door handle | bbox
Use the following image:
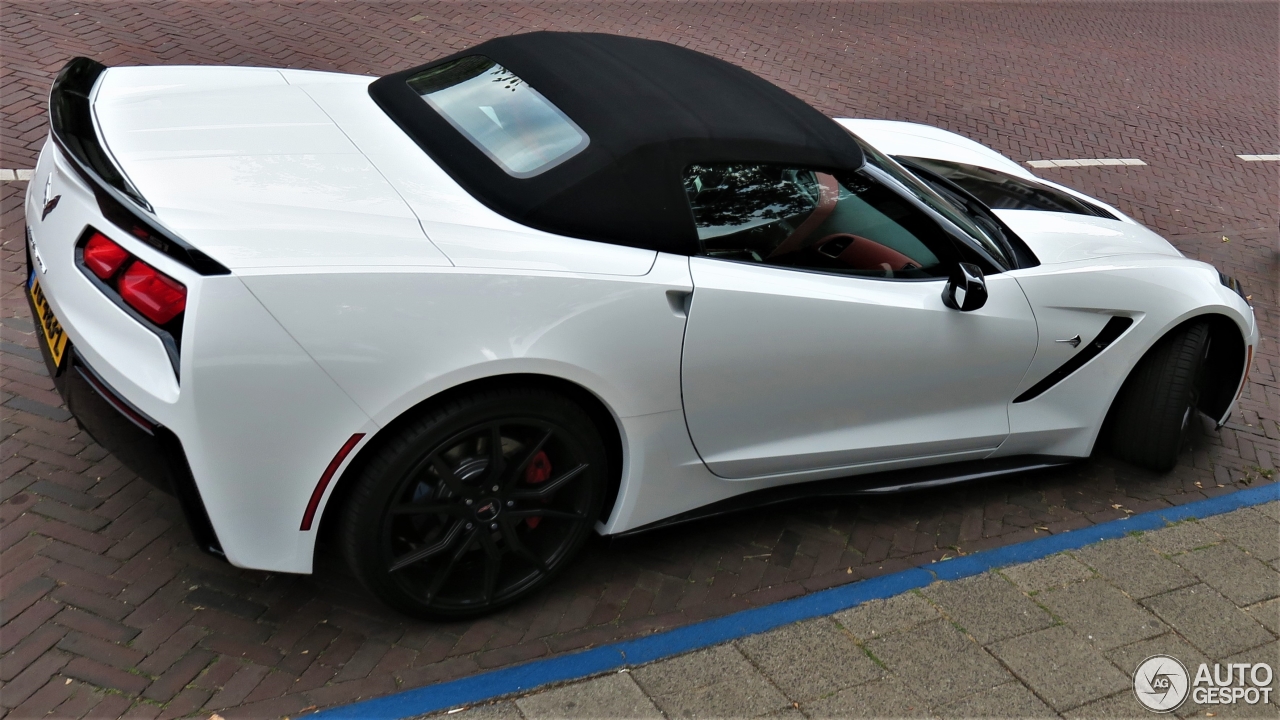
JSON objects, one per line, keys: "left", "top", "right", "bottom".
{"left": 666, "top": 290, "right": 692, "bottom": 318}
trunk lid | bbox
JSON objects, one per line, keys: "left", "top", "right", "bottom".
{"left": 92, "top": 66, "right": 449, "bottom": 269}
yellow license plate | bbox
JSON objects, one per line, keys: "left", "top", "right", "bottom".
{"left": 28, "top": 273, "right": 69, "bottom": 368}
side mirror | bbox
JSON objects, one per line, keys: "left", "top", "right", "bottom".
{"left": 942, "top": 262, "right": 988, "bottom": 311}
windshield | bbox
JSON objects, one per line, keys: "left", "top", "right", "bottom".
{"left": 850, "top": 134, "right": 1011, "bottom": 269}
{"left": 407, "top": 56, "right": 589, "bottom": 178}
{"left": 899, "top": 157, "right": 1116, "bottom": 219}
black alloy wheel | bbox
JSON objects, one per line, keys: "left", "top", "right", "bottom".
{"left": 341, "top": 388, "right": 606, "bottom": 619}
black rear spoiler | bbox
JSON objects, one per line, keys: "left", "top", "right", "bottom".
{"left": 49, "top": 58, "right": 230, "bottom": 276}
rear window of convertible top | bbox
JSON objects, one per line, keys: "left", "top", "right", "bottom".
{"left": 407, "top": 56, "right": 589, "bottom": 178}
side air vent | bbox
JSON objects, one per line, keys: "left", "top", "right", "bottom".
{"left": 1014, "top": 316, "right": 1134, "bottom": 403}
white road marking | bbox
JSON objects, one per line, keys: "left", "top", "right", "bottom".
{"left": 0, "top": 169, "right": 34, "bottom": 181}
{"left": 1237, "top": 154, "right": 1280, "bottom": 161}
{"left": 1027, "top": 158, "right": 1146, "bottom": 168}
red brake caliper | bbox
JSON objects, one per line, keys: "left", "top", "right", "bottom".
{"left": 523, "top": 450, "right": 552, "bottom": 529}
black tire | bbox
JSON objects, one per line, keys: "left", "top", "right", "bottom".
{"left": 1107, "top": 321, "right": 1211, "bottom": 472}
{"left": 341, "top": 387, "right": 607, "bottom": 619}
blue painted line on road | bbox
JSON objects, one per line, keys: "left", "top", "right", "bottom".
{"left": 312, "top": 482, "right": 1278, "bottom": 719}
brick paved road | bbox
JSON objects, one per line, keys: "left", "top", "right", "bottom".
{"left": 2, "top": 2, "right": 1277, "bottom": 718}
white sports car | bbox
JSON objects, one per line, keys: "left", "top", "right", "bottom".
{"left": 26, "top": 33, "right": 1256, "bottom": 618}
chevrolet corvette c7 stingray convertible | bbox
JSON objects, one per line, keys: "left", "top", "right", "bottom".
{"left": 25, "top": 32, "right": 1256, "bottom": 617}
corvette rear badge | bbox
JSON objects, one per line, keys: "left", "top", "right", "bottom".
{"left": 41, "top": 194, "right": 60, "bottom": 220}
{"left": 40, "top": 175, "right": 59, "bottom": 219}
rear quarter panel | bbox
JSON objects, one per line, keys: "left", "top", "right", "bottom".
{"left": 182, "top": 277, "right": 376, "bottom": 572}
{"left": 240, "top": 255, "right": 692, "bottom": 425}
{"left": 240, "top": 253, "right": 695, "bottom": 536}
{"left": 25, "top": 141, "right": 375, "bottom": 573}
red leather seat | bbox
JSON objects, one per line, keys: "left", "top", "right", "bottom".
{"left": 821, "top": 233, "right": 920, "bottom": 272}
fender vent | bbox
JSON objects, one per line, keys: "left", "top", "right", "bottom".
{"left": 1014, "top": 316, "right": 1134, "bottom": 403}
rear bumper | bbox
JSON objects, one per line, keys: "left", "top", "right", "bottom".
{"left": 25, "top": 240, "right": 224, "bottom": 559}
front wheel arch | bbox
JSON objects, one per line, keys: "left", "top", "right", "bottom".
{"left": 1103, "top": 312, "right": 1248, "bottom": 426}
{"left": 314, "top": 374, "right": 624, "bottom": 558}
{"left": 1100, "top": 313, "right": 1246, "bottom": 468}
{"left": 1194, "top": 314, "right": 1247, "bottom": 423}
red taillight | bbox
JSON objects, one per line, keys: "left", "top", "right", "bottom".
{"left": 82, "top": 232, "right": 130, "bottom": 279}
{"left": 118, "top": 261, "right": 186, "bottom": 325}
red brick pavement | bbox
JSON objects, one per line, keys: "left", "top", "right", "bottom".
{"left": 1, "top": 2, "right": 1277, "bottom": 718}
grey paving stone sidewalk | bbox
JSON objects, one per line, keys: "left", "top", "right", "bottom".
{"left": 430, "top": 503, "right": 1280, "bottom": 719}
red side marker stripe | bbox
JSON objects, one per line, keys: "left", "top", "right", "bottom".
{"left": 301, "top": 433, "right": 365, "bottom": 531}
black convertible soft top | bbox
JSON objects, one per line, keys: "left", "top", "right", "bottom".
{"left": 370, "top": 32, "right": 864, "bottom": 254}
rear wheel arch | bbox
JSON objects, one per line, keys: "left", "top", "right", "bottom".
{"left": 314, "top": 373, "right": 625, "bottom": 554}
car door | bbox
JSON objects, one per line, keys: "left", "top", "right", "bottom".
{"left": 679, "top": 162, "right": 1038, "bottom": 479}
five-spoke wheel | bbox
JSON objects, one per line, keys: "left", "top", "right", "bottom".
{"left": 341, "top": 388, "right": 606, "bottom": 619}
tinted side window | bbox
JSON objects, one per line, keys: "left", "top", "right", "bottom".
{"left": 684, "top": 164, "right": 955, "bottom": 278}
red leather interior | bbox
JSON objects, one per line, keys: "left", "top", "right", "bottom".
{"left": 821, "top": 233, "right": 920, "bottom": 272}
{"left": 767, "top": 172, "right": 841, "bottom": 260}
